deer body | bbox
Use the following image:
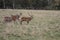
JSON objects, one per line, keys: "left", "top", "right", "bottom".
{"left": 11, "top": 13, "right": 22, "bottom": 21}
{"left": 20, "top": 16, "right": 33, "bottom": 24}
{"left": 4, "top": 17, "right": 12, "bottom": 22}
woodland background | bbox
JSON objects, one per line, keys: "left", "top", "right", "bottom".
{"left": 0, "top": 0, "right": 60, "bottom": 10}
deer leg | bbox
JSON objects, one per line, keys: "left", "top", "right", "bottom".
{"left": 20, "top": 21, "right": 22, "bottom": 25}
{"left": 27, "top": 21, "right": 29, "bottom": 24}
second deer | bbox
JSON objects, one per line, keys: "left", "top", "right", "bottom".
{"left": 19, "top": 14, "right": 33, "bottom": 24}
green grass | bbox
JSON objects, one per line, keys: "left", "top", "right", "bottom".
{"left": 0, "top": 10, "right": 60, "bottom": 40}
{"left": 0, "top": 36, "right": 5, "bottom": 40}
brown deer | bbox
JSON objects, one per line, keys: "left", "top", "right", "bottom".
{"left": 4, "top": 13, "right": 22, "bottom": 23}
{"left": 11, "top": 13, "right": 22, "bottom": 21}
{"left": 4, "top": 16, "right": 12, "bottom": 23}
{"left": 19, "top": 14, "right": 33, "bottom": 24}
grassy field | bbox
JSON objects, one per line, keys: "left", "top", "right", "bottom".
{"left": 0, "top": 9, "right": 60, "bottom": 40}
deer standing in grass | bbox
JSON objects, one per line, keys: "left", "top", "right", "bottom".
{"left": 4, "top": 16, "right": 12, "bottom": 22}
{"left": 19, "top": 14, "right": 33, "bottom": 24}
{"left": 4, "top": 13, "right": 22, "bottom": 23}
{"left": 11, "top": 13, "right": 22, "bottom": 21}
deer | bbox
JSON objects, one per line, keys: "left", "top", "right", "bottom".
{"left": 19, "top": 13, "right": 33, "bottom": 24}
{"left": 11, "top": 13, "right": 22, "bottom": 21}
{"left": 4, "top": 13, "right": 22, "bottom": 23}
{"left": 4, "top": 16, "right": 12, "bottom": 23}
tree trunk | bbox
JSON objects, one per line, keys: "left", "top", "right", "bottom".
{"left": 3, "top": 0, "right": 5, "bottom": 8}
{"left": 13, "top": 0, "right": 15, "bottom": 9}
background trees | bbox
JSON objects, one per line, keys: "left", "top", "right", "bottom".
{"left": 0, "top": 0, "right": 60, "bottom": 10}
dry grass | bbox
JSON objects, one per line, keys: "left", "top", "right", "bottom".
{"left": 0, "top": 9, "right": 60, "bottom": 40}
